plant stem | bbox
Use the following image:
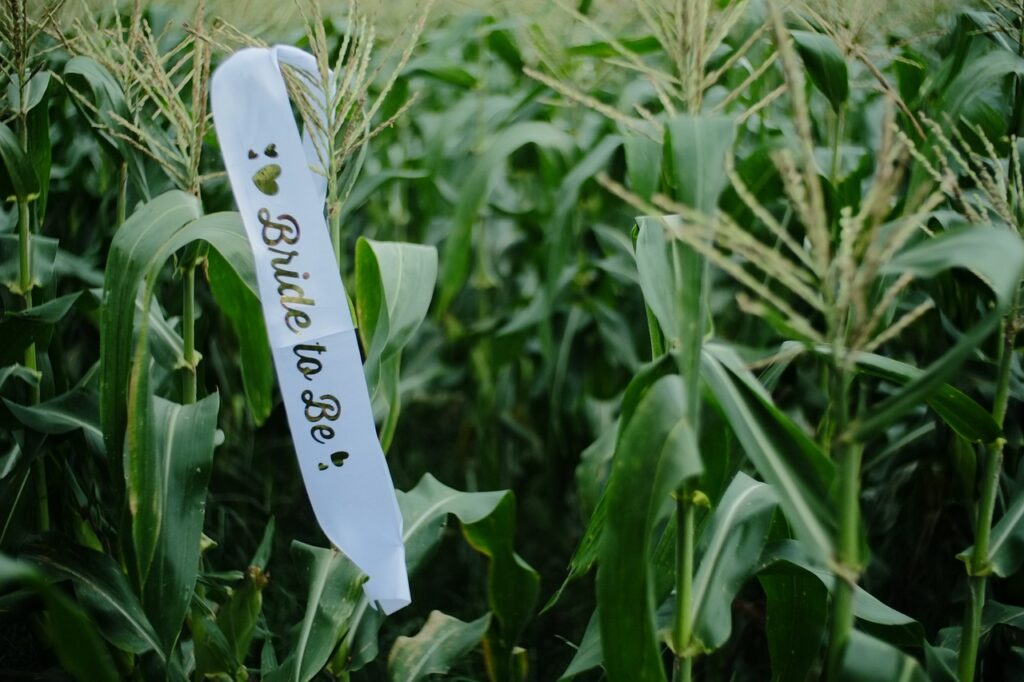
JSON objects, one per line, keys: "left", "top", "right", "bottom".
{"left": 117, "top": 161, "right": 128, "bottom": 228}
{"left": 182, "top": 263, "right": 197, "bottom": 404}
{"left": 830, "top": 105, "right": 845, "bottom": 190}
{"left": 827, "top": 364, "right": 861, "bottom": 681}
{"left": 673, "top": 491, "right": 695, "bottom": 682}
{"left": 958, "top": 295, "right": 1018, "bottom": 682}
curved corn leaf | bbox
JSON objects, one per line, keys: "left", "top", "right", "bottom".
{"left": 387, "top": 610, "right": 491, "bottom": 682}
{"left": 207, "top": 249, "right": 272, "bottom": 425}
{"left": 355, "top": 238, "right": 437, "bottom": 448}
{"left": 839, "top": 630, "right": 927, "bottom": 682}
{"left": 265, "top": 542, "right": 366, "bottom": 682}
{"left": 342, "top": 474, "right": 537, "bottom": 677}
{"left": 792, "top": 30, "right": 849, "bottom": 111}
{"left": 690, "top": 473, "right": 778, "bottom": 651}
{"left": 0, "top": 554, "right": 119, "bottom": 682}
{"left": 702, "top": 345, "right": 837, "bottom": 563}
{"left": 597, "top": 375, "right": 700, "bottom": 682}
{"left": 0, "top": 121, "right": 40, "bottom": 203}
{"left": 807, "top": 344, "right": 1000, "bottom": 444}
{"left": 856, "top": 226, "right": 1024, "bottom": 440}
{"left": 23, "top": 542, "right": 164, "bottom": 660}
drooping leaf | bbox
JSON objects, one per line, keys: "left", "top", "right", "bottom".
{"left": 690, "top": 473, "right": 778, "bottom": 651}
{"left": 0, "top": 554, "right": 119, "bottom": 682}
{"left": 23, "top": 542, "right": 164, "bottom": 659}
{"left": 559, "top": 610, "right": 602, "bottom": 680}
{"left": 0, "top": 120, "right": 39, "bottom": 203}
{"left": 702, "top": 345, "right": 837, "bottom": 563}
{"left": 387, "top": 610, "right": 491, "bottom": 681}
{"left": 355, "top": 238, "right": 438, "bottom": 448}
{"left": 855, "top": 226, "right": 1024, "bottom": 439}
{"left": 5, "top": 387, "right": 101, "bottom": 440}
{"left": 792, "top": 30, "right": 850, "bottom": 111}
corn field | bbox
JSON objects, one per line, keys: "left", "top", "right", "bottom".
{"left": 1, "top": 0, "right": 1024, "bottom": 680}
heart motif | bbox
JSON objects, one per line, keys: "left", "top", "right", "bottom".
{"left": 252, "top": 163, "right": 281, "bottom": 196}
{"left": 318, "top": 451, "right": 350, "bottom": 470}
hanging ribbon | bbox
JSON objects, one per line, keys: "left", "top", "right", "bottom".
{"left": 210, "top": 46, "right": 409, "bottom": 614}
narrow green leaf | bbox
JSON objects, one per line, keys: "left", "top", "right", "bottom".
{"left": 0, "top": 554, "right": 119, "bottom": 682}
{"left": 24, "top": 542, "right": 164, "bottom": 659}
{"left": 559, "top": 610, "right": 602, "bottom": 680}
{"left": 5, "top": 387, "right": 100, "bottom": 439}
{"left": 792, "top": 30, "right": 850, "bottom": 111}
{"left": 839, "top": 630, "right": 927, "bottom": 682}
{"left": 702, "top": 345, "right": 837, "bottom": 563}
{"left": 0, "top": 120, "right": 39, "bottom": 203}
{"left": 856, "top": 226, "right": 1024, "bottom": 439}
{"left": 387, "top": 610, "right": 491, "bottom": 681}
{"left": 140, "top": 394, "right": 220, "bottom": 650}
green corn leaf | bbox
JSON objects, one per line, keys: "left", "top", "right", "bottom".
{"left": 839, "top": 630, "right": 928, "bottom": 682}
{"left": 437, "top": 121, "right": 573, "bottom": 310}
{"left": 217, "top": 566, "right": 267, "bottom": 667}
{"left": 597, "top": 375, "right": 701, "bottom": 682}
{"left": 355, "top": 238, "right": 437, "bottom": 447}
{"left": 0, "top": 292, "right": 80, "bottom": 366}
{"left": 811, "top": 347, "right": 1000, "bottom": 444}
{"left": 0, "top": 120, "right": 39, "bottom": 203}
{"left": 792, "top": 30, "right": 850, "bottom": 111}
{"left": 544, "top": 355, "right": 676, "bottom": 613}
{"left": 663, "top": 114, "right": 736, "bottom": 214}
{"left": 341, "top": 474, "right": 536, "bottom": 676}
{"left": 23, "top": 542, "right": 165, "bottom": 660}
{"left": 101, "top": 192, "right": 253, "bottom": 501}
{"left": 623, "top": 126, "right": 662, "bottom": 201}
{"left": 0, "top": 234, "right": 58, "bottom": 295}
{"left": 25, "top": 72, "right": 51, "bottom": 220}
{"left": 759, "top": 540, "right": 924, "bottom": 646}
{"left": 140, "top": 394, "right": 219, "bottom": 650}
{"left": 690, "top": 473, "right": 778, "bottom": 651}
{"left": 702, "top": 345, "right": 837, "bottom": 563}
{"left": 387, "top": 610, "right": 491, "bottom": 681}
{"left": 460, "top": 491, "right": 539, "bottom": 682}
{"left": 760, "top": 560, "right": 829, "bottom": 682}
{"left": 265, "top": 542, "right": 366, "bottom": 682}
{"left": 855, "top": 226, "right": 1024, "bottom": 440}
{"left": 63, "top": 56, "right": 149, "bottom": 197}
{"left": 5, "top": 387, "right": 101, "bottom": 440}
{"left": 0, "top": 554, "right": 119, "bottom": 682}
{"left": 559, "top": 610, "right": 601, "bottom": 680}
{"left": 207, "top": 248, "right": 273, "bottom": 425}
{"left": 958, "top": 487, "right": 1024, "bottom": 577}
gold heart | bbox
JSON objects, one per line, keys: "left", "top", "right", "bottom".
{"left": 252, "top": 163, "right": 281, "bottom": 196}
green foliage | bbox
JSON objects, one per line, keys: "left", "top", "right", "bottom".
{"left": 3, "top": 1, "right": 1024, "bottom": 681}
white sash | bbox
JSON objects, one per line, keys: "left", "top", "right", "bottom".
{"left": 211, "top": 46, "right": 409, "bottom": 614}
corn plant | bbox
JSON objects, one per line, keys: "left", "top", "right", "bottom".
{"left": 3, "top": 0, "right": 1024, "bottom": 681}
